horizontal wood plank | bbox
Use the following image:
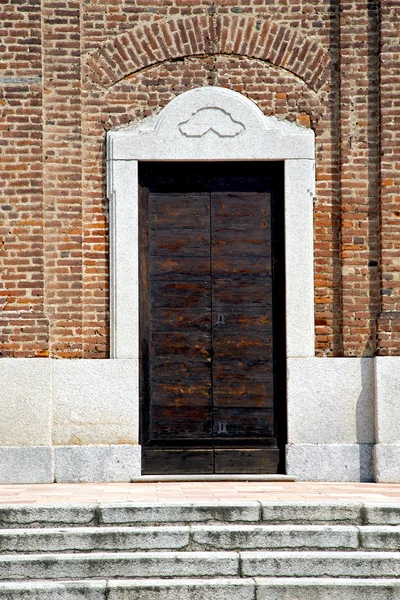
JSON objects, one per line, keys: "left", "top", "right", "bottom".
{"left": 149, "top": 404, "right": 212, "bottom": 438}
{"left": 151, "top": 280, "right": 211, "bottom": 309}
{"left": 151, "top": 331, "right": 211, "bottom": 358}
{"left": 143, "top": 449, "right": 214, "bottom": 474}
{"left": 150, "top": 256, "right": 210, "bottom": 277}
{"left": 214, "top": 448, "right": 279, "bottom": 474}
{"left": 213, "top": 359, "right": 273, "bottom": 383}
{"left": 212, "top": 277, "right": 272, "bottom": 306}
{"left": 150, "top": 194, "right": 210, "bottom": 228}
{"left": 150, "top": 228, "right": 210, "bottom": 256}
{"left": 152, "top": 308, "right": 211, "bottom": 330}
{"left": 213, "top": 381, "right": 274, "bottom": 408}
{"left": 212, "top": 193, "right": 271, "bottom": 230}
{"left": 212, "top": 331, "right": 272, "bottom": 359}
{"left": 150, "top": 357, "right": 211, "bottom": 382}
{"left": 151, "top": 382, "right": 211, "bottom": 407}
{"left": 212, "top": 228, "right": 271, "bottom": 255}
{"left": 212, "top": 256, "right": 272, "bottom": 275}
{"left": 213, "top": 408, "right": 275, "bottom": 438}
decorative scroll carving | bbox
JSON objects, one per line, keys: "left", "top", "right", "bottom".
{"left": 178, "top": 107, "right": 245, "bottom": 138}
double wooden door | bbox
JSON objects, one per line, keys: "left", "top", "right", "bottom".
{"left": 139, "top": 163, "right": 284, "bottom": 474}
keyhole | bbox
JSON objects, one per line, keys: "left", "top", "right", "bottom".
{"left": 217, "top": 421, "right": 227, "bottom": 434}
{"left": 216, "top": 314, "right": 225, "bottom": 325}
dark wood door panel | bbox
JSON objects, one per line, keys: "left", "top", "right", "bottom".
{"left": 151, "top": 382, "right": 211, "bottom": 407}
{"left": 149, "top": 194, "right": 210, "bottom": 228}
{"left": 213, "top": 380, "right": 274, "bottom": 408}
{"left": 213, "top": 408, "right": 275, "bottom": 439}
{"left": 212, "top": 256, "right": 272, "bottom": 276}
{"left": 149, "top": 405, "right": 212, "bottom": 438}
{"left": 146, "top": 186, "right": 213, "bottom": 453}
{"left": 152, "top": 308, "right": 211, "bottom": 331}
{"left": 143, "top": 449, "right": 214, "bottom": 474}
{"left": 207, "top": 309, "right": 272, "bottom": 331}
{"left": 150, "top": 229, "right": 210, "bottom": 256}
{"left": 212, "top": 229, "right": 271, "bottom": 255}
{"left": 151, "top": 331, "right": 211, "bottom": 359}
{"left": 150, "top": 280, "right": 211, "bottom": 309}
{"left": 150, "top": 256, "right": 210, "bottom": 277}
{"left": 140, "top": 162, "right": 284, "bottom": 475}
{"left": 212, "top": 193, "right": 271, "bottom": 229}
{"left": 150, "top": 357, "right": 211, "bottom": 382}
{"left": 212, "top": 277, "right": 272, "bottom": 306}
{"left": 214, "top": 449, "right": 280, "bottom": 474}
{"left": 213, "top": 363, "right": 273, "bottom": 391}
{"left": 212, "top": 330, "right": 273, "bottom": 359}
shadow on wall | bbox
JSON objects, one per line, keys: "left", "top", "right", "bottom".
{"left": 356, "top": 358, "right": 376, "bottom": 481}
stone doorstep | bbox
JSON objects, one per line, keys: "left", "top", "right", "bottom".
{"left": 130, "top": 475, "right": 296, "bottom": 482}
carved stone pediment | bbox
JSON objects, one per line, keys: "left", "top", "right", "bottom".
{"left": 107, "top": 87, "right": 314, "bottom": 162}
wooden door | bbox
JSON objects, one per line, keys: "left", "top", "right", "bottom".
{"left": 139, "top": 163, "right": 285, "bottom": 474}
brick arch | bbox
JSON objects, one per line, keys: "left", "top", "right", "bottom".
{"left": 85, "top": 15, "right": 330, "bottom": 92}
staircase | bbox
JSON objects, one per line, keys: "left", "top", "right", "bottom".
{"left": 0, "top": 501, "right": 400, "bottom": 598}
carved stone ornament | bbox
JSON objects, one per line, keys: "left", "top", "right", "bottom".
{"left": 178, "top": 107, "right": 245, "bottom": 138}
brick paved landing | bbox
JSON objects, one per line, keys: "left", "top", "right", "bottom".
{"left": 0, "top": 481, "right": 399, "bottom": 504}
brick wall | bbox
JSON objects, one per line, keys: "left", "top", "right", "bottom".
{"left": 1, "top": 0, "right": 398, "bottom": 358}
{"left": 0, "top": 0, "right": 48, "bottom": 357}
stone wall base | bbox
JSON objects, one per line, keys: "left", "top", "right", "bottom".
{"left": 1, "top": 356, "right": 400, "bottom": 483}
{"left": 0, "top": 445, "right": 141, "bottom": 484}
{"left": 373, "top": 445, "right": 400, "bottom": 483}
{"left": 286, "top": 444, "right": 373, "bottom": 482}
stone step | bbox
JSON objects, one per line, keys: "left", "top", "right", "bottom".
{"left": 0, "top": 524, "right": 369, "bottom": 553}
{"left": 242, "top": 550, "right": 400, "bottom": 578}
{"left": 99, "top": 502, "right": 261, "bottom": 526}
{"left": 0, "top": 526, "right": 190, "bottom": 553}
{"left": 0, "top": 551, "right": 240, "bottom": 581}
{"left": 1, "top": 579, "right": 400, "bottom": 600}
{"left": 191, "top": 524, "right": 400, "bottom": 552}
{"left": 1, "top": 502, "right": 400, "bottom": 528}
{"left": 191, "top": 524, "right": 359, "bottom": 550}
{"left": 362, "top": 526, "right": 400, "bottom": 550}
{"left": 2, "top": 523, "right": 400, "bottom": 554}
{"left": 0, "top": 581, "right": 106, "bottom": 600}
{"left": 255, "top": 578, "right": 400, "bottom": 600}
{"left": 2, "top": 550, "right": 400, "bottom": 581}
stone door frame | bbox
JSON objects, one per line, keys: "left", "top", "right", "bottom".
{"left": 107, "top": 86, "right": 315, "bottom": 472}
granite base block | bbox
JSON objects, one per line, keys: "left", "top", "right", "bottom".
{"left": 0, "top": 447, "right": 54, "bottom": 484}
{"left": 373, "top": 444, "right": 400, "bottom": 483}
{"left": 55, "top": 445, "right": 141, "bottom": 483}
{"left": 286, "top": 444, "right": 373, "bottom": 482}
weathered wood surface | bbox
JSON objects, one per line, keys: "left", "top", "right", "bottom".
{"left": 141, "top": 164, "right": 279, "bottom": 474}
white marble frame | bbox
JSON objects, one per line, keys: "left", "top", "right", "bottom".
{"left": 107, "top": 87, "right": 315, "bottom": 363}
